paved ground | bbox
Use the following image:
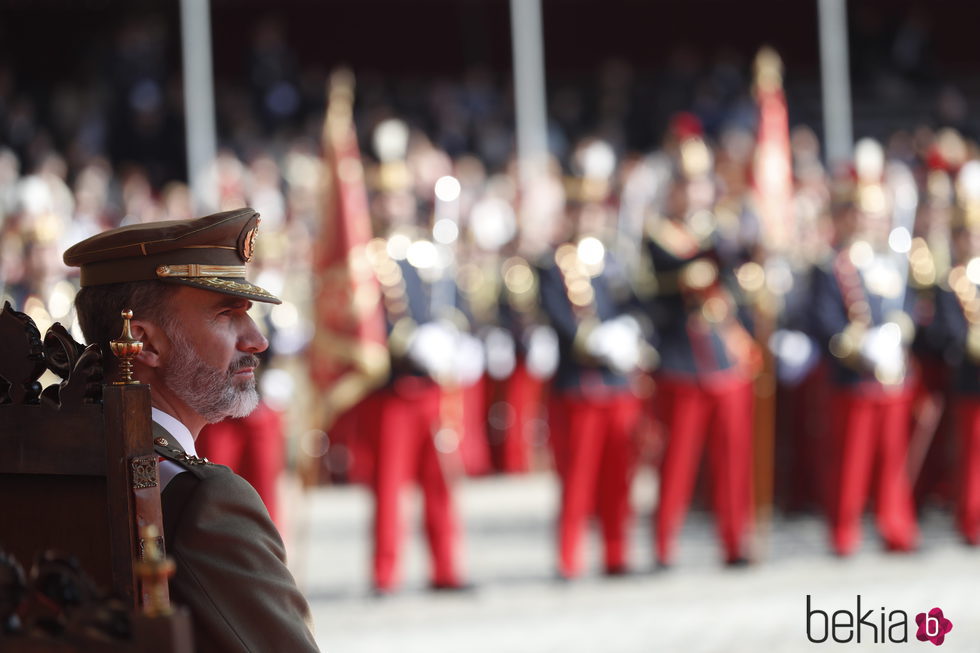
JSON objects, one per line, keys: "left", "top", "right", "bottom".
{"left": 287, "top": 470, "right": 980, "bottom": 653}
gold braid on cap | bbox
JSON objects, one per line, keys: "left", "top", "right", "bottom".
{"left": 188, "top": 277, "right": 280, "bottom": 301}
{"left": 156, "top": 264, "right": 247, "bottom": 278}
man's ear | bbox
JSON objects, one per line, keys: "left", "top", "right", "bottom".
{"left": 130, "top": 320, "right": 168, "bottom": 368}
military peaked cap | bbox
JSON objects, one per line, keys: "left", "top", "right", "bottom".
{"left": 63, "top": 208, "right": 281, "bottom": 304}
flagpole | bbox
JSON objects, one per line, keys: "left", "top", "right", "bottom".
{"left": 509, "top": 0, "right": 549, "bottom": 196}
{"left": 818, "top": 0, "right": 853, "bottom": 169}
{"left": 179, "top": 0, "right": 218, "bottom": 213}
{"left": 750, "top": 47, "right": 796, "bottom": 560}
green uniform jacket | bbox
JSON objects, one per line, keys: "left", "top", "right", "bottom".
{"left": 153, "top": 422, "right": 320, "bottom": 652}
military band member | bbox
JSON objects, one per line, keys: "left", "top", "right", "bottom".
{"left": 361, "top": 128, "right": 479, "bottom": 593}
{"left": 906, "top": 163, "right": 956, "bottom": 506}
{"left": 931, "top": 160, "right": 980, "bottom": 544}
{"left": 808, "top": 141, "right": 919, "bottom": 556}
{"left": 459, "top": 186, "right": 551, "bottom": 474}
{"left": 363, "top": 228, "right": 470, "bottom": 593}
{"left": 65, "top": 208, "right": 319, "bottom": 652}
{"left": 642, "top": 137, "right": 758, "bottom": 567}
{"left": 497, "top": 252, "right": 558, "bottom": 472}
{"left": 537, "top": 139, "right": 648, "bottom": 578}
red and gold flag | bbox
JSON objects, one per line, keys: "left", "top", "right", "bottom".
{"left": 752, "top": 46, "right": 794, "bottom": 255}
{"left": 309, "top": 69, "right": 389, "bottom": 436}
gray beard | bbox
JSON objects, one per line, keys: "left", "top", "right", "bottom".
{"left": 162, "top": 326, "right": 260, "bottom": 423}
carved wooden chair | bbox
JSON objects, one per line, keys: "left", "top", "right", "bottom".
{"left": 0, "top": 302, "right": 192, "bottom": 651}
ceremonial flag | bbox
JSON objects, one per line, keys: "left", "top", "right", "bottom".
{"left": 753, "top": 47, "right": 794, "bottom": 255}
{"left": 309, "top": 69, "right": 389, "bottom": 436}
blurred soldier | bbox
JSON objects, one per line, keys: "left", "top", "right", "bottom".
{"left": 808, "top": 139, "right": 919, "bottom": 556}
{"left": 450, "top": 157, "right": 497, "bottom": 477}
{"left": 772, "top": 126, "right": 833, "bottom": 513}
{"left": 458, "top": 177, "right": 521, "bottom": 472}
{"left": 410, "top": 133, "right": 490, "bottom": 477}
{"left": 497, "top": 251, "right": 559, "bottom": 473}
{"left": 361, "top": 119, "right": 475, "bottom": 594}
{"left": 472, "top": 171, "right": 560, "bottom": 473}
{"left": 504, "top": 165, "right": 568, "bottom": 473}
{"left": 906, "top": 153, "right": 957, "bottom": 507}
{"left": 932, "top": 160, "right": 980, "bottom": 544}
{"left": 537, "top": 138, "right": 648, "bottom": 579}
{"left": 642, "top": 135, "right": 759, "bottom": 567}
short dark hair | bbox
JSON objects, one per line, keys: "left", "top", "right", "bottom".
{"left": 74, "top": 281, "right": 179, "bottom": 374}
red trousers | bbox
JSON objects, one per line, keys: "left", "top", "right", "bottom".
{"left": 322, "top": 398, "right": 376, "bottom": 485}
{"left": 365, "top": 380, "right": 460, "bottom": 590}
{"left": 196, "top": 401, "right": 284, "bottom": 525}
{"left": 654, "top": 375, "right": 754, "bottom": 564}
{"left": 828, "top": 389, "right": 918, "bottom": 555}
{"left": 955, "top": 398, "right": 980, "bottom": 543}
{"left": 501, "top": 361, "right": 546, "bottom": 473}
{"left": 778, "top": 362, "right": 831, "bottom": 513}
{"left": 549, "top": 392, "right": 641, "bottom": 577}
{"left": 460, "top": 377, "right": 492, "bottom": 476}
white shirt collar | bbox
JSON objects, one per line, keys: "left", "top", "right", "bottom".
{"left": 151, "top": 407, "right": 198, "bottom": 457}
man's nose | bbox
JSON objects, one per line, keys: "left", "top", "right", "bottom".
{"left": 239, "top": 316, "right": 269, "bottom": 354}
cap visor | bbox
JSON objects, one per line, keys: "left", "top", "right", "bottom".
{"left": 161, "top": 277, "right": 282, "bottom": 304}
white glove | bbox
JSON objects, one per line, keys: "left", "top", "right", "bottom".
{"left": 859, "top": 322, "right": 906, "bottom": 383}
{"left": 586, "top": 315, "right": 642, "bottom": 374}
{"left": 768, "top": 329, "right": 818, "bottom": 385}
{"left": 407, "top": 321, "right": 457, "bottom": 381}
{"left": 484, "top": 327, "right": 516, "bottom": 380}
{"left": 525, "top": 325, "right": 559, "bottom": 380}
{"left": 454, "top": 332, "right": 486, "bottom": 386}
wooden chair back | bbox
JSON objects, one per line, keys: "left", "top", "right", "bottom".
{"left": 0, "top": 301, "right": 166, "bottom": 609}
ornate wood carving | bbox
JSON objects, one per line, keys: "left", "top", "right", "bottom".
{"left": 0, "top": 301, "right": 103, "bottom": 408}
{"left": 130, "top": 456, "right": 159, "bottom": 490}
{"left": 0, "top": 302, "right": 45, "bottom": 405}
{"left": 42, "top": 322, "right": 86, "bottom": 380}
{"left": 0, "top": 548, "right": 129, "bottom": 640}
{"left": 0, "top": 546, "right": 194, "bottom": 651}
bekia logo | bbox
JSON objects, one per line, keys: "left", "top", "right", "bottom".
{"left": 806, "top": 595, "right": 953, "bottom": 646}
{"left": 915, "top": 608, "right": 953, "bottom": 646}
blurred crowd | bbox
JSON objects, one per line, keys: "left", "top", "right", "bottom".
{"left": 5, "top": 8, "right": 980, "bottom": 591}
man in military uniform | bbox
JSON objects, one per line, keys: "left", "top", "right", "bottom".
{"left": 362, "top": 228, "right": 474, "bottom": 594}
{"left": 808, "top": 143, "right": 919, "bottom": 556}
{"left": 360, "top": 128, "right": 477, "bottom": 593}
{"left": 930, "top": 160, "right": 980, "bottom": 544}
{"left": 65, "top": 208, "right": 319, "bottom": 652}
{"left": 642, "top": 135, "right": 759, "bottom": 568}
{"left": 537, "top": 138, "right": 648, "bottom": 579}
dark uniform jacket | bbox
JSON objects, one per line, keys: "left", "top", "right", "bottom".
{"left": 808, "top": 249, "right": 916, "bottom": 391}
{"left": 536, "top": 249, "right": 635, "bottom": 394}
{"left": 932, "top": 284, "right": 980, "bottom": 396}
{"left": 153, "top": 421, "right": 319, "bottom": 653}
{"left": 643, "top": 221, "right": 750, "bottom": 382}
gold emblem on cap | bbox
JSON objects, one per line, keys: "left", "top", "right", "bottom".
{"left": 154, "top": 437, "right": 170, "bottom": 447}
{"left": 242, "top": 220, "right": 259, "bottom": 262}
